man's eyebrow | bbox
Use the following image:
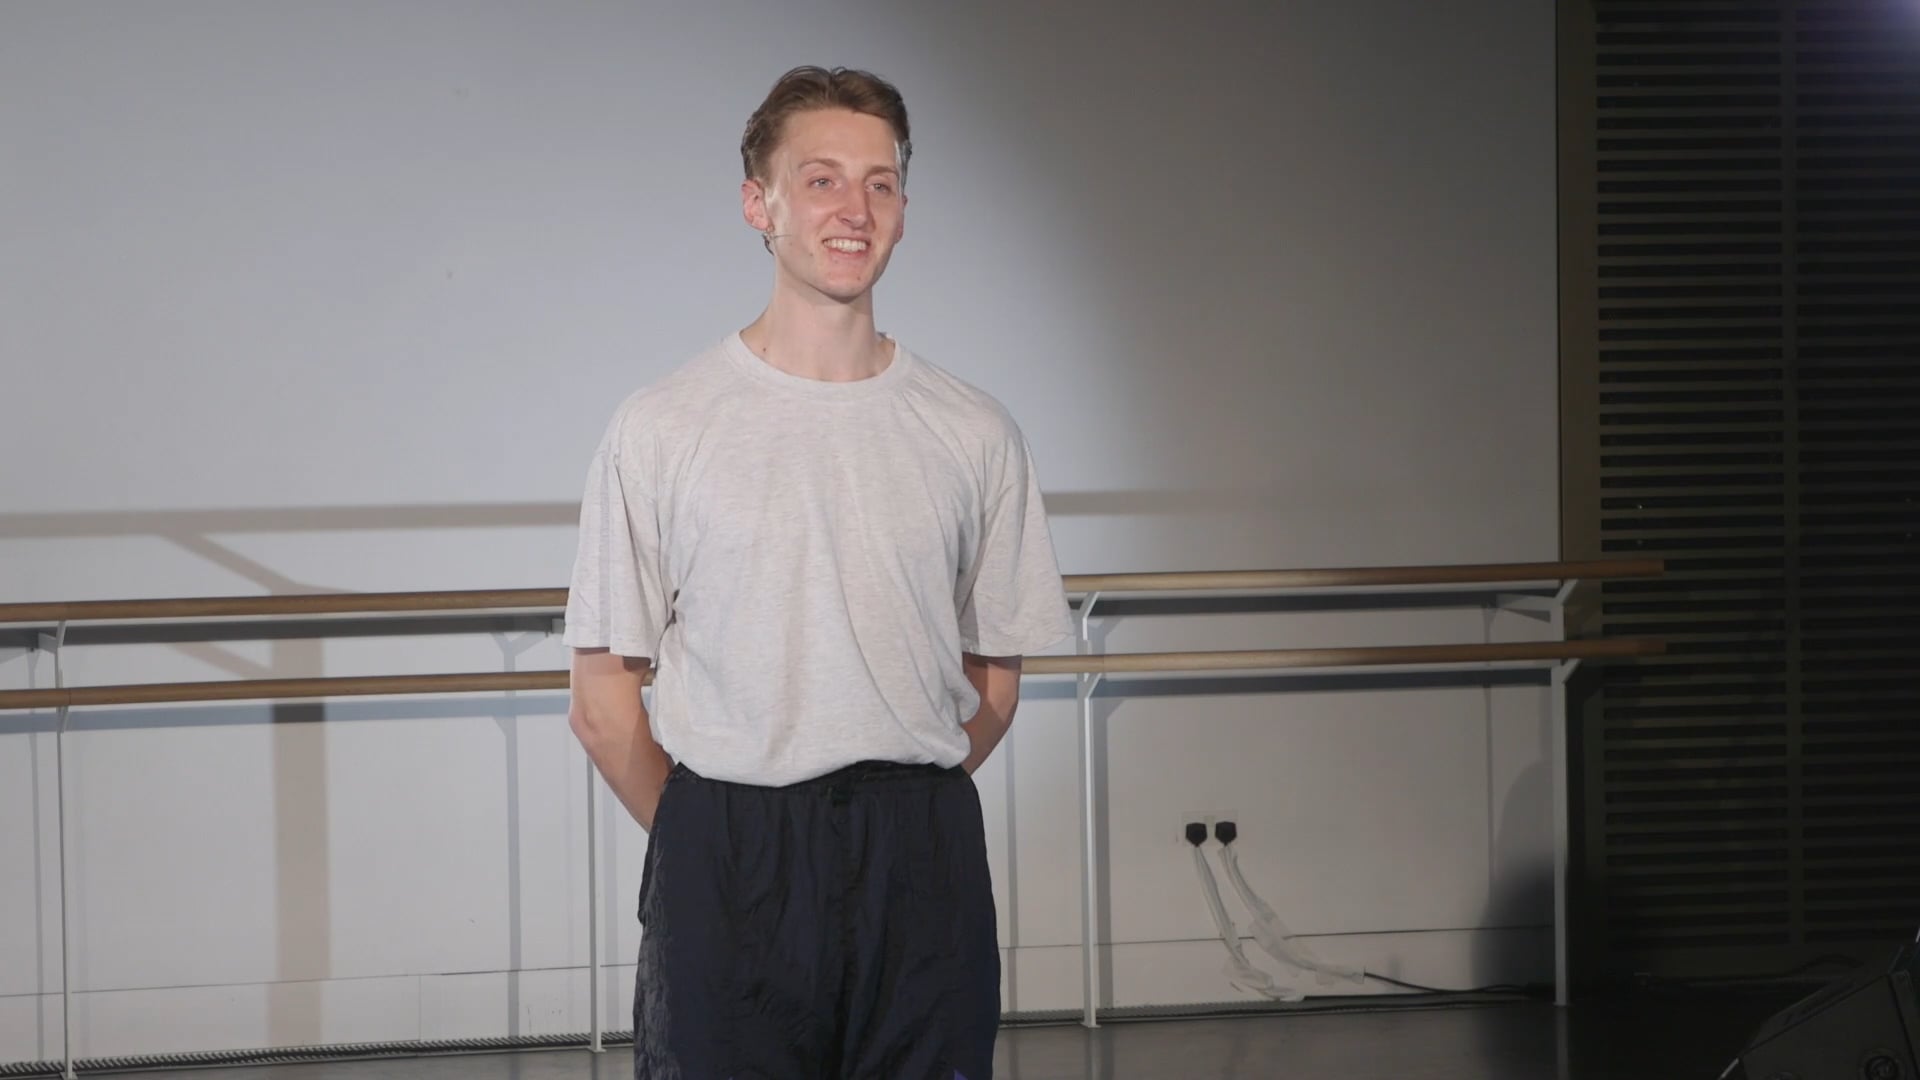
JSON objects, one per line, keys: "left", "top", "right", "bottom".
{"left": 796, "top": 157, "right": 900, "bottom": 177}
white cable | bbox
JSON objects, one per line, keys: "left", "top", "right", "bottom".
{"left": 1192, "top": 845, "right": 1302, "bottom": 1001}
{"left": 1217, "top": 840, "right": 1366, "bottom": 987}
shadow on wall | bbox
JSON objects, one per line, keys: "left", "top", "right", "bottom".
{"left": 0, "top": 491, "right": 1280, "bottom": 544}
{"left": 1478, "top": 754, "right": 1553, "bottom": 991}
{"left": 162, "top": 538, "right": 334, "bottom": 1051}
{"left": 1471, "top": 676, "right": 1555, "bottom": 1001}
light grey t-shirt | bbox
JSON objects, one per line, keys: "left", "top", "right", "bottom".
{"left": 562, "top": 332, "right": 1073, "bottom": 787}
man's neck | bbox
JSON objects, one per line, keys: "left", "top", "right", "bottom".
{"left": 739, "top": 289, "right": 892, "bottom": 383}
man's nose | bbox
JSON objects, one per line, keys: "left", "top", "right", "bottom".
{"left": 840, "top": 188, "right": 871, "bottom": 226}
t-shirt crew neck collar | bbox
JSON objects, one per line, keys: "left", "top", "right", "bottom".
{"left": 722, "top": 331, "right": 914, "bottom": 400}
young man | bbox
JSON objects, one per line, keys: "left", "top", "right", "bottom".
{"left": 562, "top": 66, "right": 1072, "bottom": 1080}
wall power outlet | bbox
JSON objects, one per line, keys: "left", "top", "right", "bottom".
{"left": 1178, "top": 809, "right": 1239, "bottom": 846}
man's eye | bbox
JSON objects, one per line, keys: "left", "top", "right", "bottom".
{"left": 810, "top": 177, "right": 832, "bottom": 188}
{"left": 872, "top": 183, "right": 894, "bottom": 194}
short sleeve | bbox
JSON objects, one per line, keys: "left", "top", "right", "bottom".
{"left": 956, "top": 424, "right": 1074, "bottom": 657}
{"left": 562, "top": 412, "right": 672, "bottom": 660}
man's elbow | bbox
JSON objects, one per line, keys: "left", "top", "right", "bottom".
{"left": 568, "top": 650, "right": 648, "bottom": 746}
{"left": 568, "top": 690, "right": 629, "bottom": 757}
{"left": 567, "top": 697, "right": 606, "bottom": 751}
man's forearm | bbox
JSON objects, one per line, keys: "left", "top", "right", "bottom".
{"left": 581, "top": 712, "right": 674, "bottom": 829}
{"left": 570, "top": 650, "right": 674, "bottom": 829}
{"left": 961, "top": 653, "right": 1023, "bottom": 773}
{"left": 962, "top": 711, "right": 1011, "bottom": 774}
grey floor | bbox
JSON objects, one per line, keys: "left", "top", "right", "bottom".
{"left": 76, "top": 993, "right": 1793, "bottom": 1080}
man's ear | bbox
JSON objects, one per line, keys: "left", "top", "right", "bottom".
{"left": 741, "top": 177, "right": 770, "bottom": 232}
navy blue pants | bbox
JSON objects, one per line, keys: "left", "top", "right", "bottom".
{"left": 632, "top": 760, "right": 1000, "bottom": 1080}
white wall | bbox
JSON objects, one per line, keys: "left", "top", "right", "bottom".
{"left": 0, "top": 0, "right": 1558, "bottom": 1063}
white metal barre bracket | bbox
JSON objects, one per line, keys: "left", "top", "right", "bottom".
{"left": 1493, "top": 594, "right": 1557, "bottom": 620}
{"left": 40, "top": 622, "right": 76, "bottom": 1080}
{"left": 1547, "top": 578, "right": 1578, "bottom": 1008}
{"left": 1550, "top": 655, "right": 1581, "bottom": 1009}
{"left": 532, "top": 617, "right": 604, "bottom": 1049}
{"left": 1076, "top": 593, "right": 1104, "bottom": 1029}
{"left": 1496, "top": 579, "right": 1582, "bottom": 1006}
{"left": 487, "top": 632, "right": 563, "bottom": 1047}
{"left": 586, "top": 763, "right": 603, "bottom": 1052}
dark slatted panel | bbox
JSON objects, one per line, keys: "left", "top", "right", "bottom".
{"left": 1791, "top": 0, "right": 1920, "bottom": 946}
{"left": 1588, "top": 0, "right": 1920, "bottom": 966}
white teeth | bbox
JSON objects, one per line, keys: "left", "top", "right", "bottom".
{"left": 825, "top": 239, "right": 868, "bottom": 253}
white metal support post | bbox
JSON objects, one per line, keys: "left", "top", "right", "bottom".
{"left": 551, "top": 617, "right": 606, "bottom": 1053}
{"left": 587, "top": 764, "right": 602, "bottom": 1051}
{"left": 1075, "top": 593, "right": 1104, "bottom": 1030}
{"left": 1548, "top": 579, "right": 1578, "bottom": 1008}
{"left": 551, "top": 614, "right": 608, "bottom": 1053}
{"left": 1550, "top": 656, "right": 1579, "bottom": 1009}
{"left": 555, "top": 629, "right": 603, "bottom": 1050}
{"left": 40, "top": 622, "right": 76, "bottom": 1080}
{"left": 492, "top": 632, "right": 576, "bottom": 1049}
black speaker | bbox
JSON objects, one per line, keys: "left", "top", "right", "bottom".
{"left": 1729, "top": 942, "right": 1920, "bottom": 1080}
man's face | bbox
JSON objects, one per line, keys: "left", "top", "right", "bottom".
{"left": 745, "top": 107, "right": 907, "bottom": 304}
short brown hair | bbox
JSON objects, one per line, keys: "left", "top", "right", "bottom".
{"left": 740, "top": 66, "right": 912, "bottom": 184}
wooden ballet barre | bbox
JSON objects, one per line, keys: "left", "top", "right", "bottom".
{"left": 0, "top": 639, "right": 1661, "bottom": 712}
{"left": 0, "top": 588, "right": 567, "bottom": 625}
{"left": 1064, "top": 558, "right": 1663, "bottom": 593}
{"left": 0, "top": 558, "right": 1663, "bottom": 625}
{"left": 1024, "top": 638, "right": 1661, "bottom": 673}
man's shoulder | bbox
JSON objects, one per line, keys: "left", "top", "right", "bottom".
{"left": 602, "top": 340, "right": 733, "bottom": 427}
{"left": 905, "top": 347, "right": 1025, "bottom": 442}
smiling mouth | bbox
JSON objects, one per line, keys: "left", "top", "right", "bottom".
{"left": 824, "top": 238, "right": 870, "bottom": 254}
